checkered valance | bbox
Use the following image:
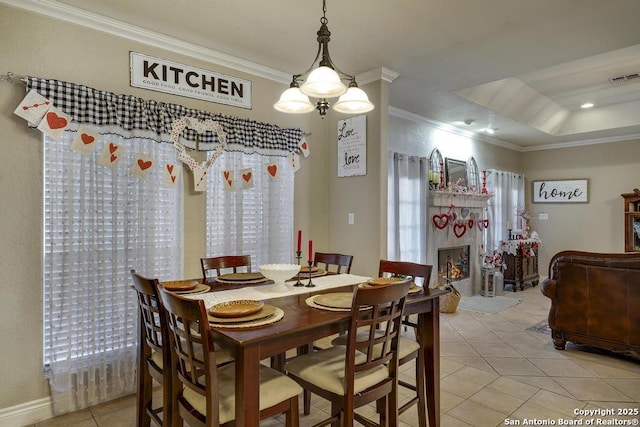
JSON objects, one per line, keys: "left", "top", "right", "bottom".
{"left": 27, "top": 77, "right": 302, "bottom": 155}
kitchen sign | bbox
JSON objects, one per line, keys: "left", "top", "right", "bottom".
{"left": 532, "top": 179, "right": 589, "bottom": 203}
{"left": 130, "top": 52, "right": 252, "bottom": 109}
{"left": 337, "top": 115, "right": 366, "bottom": 177}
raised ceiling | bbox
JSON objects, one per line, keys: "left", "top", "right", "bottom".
{"left": 6, "top": 0, "right": 640, "bottom": 150}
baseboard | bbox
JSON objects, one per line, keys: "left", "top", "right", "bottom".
{"left": 0, "top": 398, "right": 53, "bottom": 427}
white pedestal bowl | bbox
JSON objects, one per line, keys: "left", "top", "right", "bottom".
{"left": 259, "top": 264, "right": 301, "bottom": 292}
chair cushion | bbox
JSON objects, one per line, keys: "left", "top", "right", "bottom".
{"left": 284, "top": 346, "right": 389, "bottom": 396}
{"left": 150, "top": 350, "right": 164, "bottom": 370}
{"left": 182, "top": 363, "right": 302, "bottom": 424}
{"left": 331, "top": 333, "right": 420, "bottom": 360}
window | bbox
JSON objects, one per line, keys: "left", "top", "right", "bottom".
{"left": 206, "top": 151, "right": 294, "bottom": 267}
{"left": 387, "top": 152, "right": 429, "bottom": 263}
{"left": 43, "top": 132, "right": 182, "bottom": 414}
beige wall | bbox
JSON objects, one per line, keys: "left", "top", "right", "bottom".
{"left": 521, "top": 139, "right": 640, "bottom": 272}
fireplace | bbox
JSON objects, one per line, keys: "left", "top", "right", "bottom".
{"left": 437, "top": 245, "right": 470, "bottom": 284}
{"left": 427, "top": 191, "right": 492, "bottom": 296}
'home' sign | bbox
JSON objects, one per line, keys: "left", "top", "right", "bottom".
{"left": 532, "top": 179, "right": 588, "bottom": 203}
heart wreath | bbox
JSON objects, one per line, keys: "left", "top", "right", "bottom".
{"left": 478, "top": 219, "right": 489, "bottom": 230}
{"left": 171, "top": 117, "right": 227, "bottom": 191}
{"left": 432, "top": 214, "right": 450, "bottom": 229}
{"left": 453, "top": 222, "right": 467, "bottom": 238}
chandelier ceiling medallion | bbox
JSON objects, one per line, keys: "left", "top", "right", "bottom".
{"left": 273, "top": 0, "right": 374, "bottom": 117}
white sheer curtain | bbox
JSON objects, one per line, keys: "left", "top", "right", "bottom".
{"left": 387, "top": 152, "right": 429, "bottom": 263}
{"left": 484, "top": 169, "right": 525, "bottom": 253}
{"left": 206, "top": 152, "right": 294, "bottom": 266}
{"left": 43, "top": 132, "right": 182, "bottom": 414}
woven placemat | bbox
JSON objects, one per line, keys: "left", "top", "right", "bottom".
{"left": 173, "top": 284, "right": 210, "bottom": 295}
{"left": 209, "top": 306, "right": 284, "bottom": 329}
{"left": 305, "top": 295, "right": 353, "bottom": 312}
{"left": 215, "top": 276, "right": 269, "bottom": 285}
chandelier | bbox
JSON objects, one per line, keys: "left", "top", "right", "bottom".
{"left": 273, "top": 0, "right": 374, "bottom": 117}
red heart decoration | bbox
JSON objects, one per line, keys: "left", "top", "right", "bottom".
{"left": 301, "top": 142, "right": 308, "bottom": 150}
{"left": 223, "top": 171, "right": 230, "bottom": 180}
{"left": 110, "top": 154, "right": 117, "bottom": 163}
{"left": 166, "top": 164, "right": 174, "bottom": 174}
{"left": 46, "top": 112, "right": 68, "bottom": 129}
{"left": 170, "top": 175, "right": 176, "bottom": 183}
{"left": 242, "top": 172, "right": 252, "bottom": 182}
{"left": 81, "top": 133, "right": 94, "bottom": 145}
{"left": 432, "top": 214, "right": 450, "bottom": 229}
{"left": 109, "top": 143, "right": 118, "bottom": 154}
{"left": 449, "top": 211, "right": 457, "bottom": 222}
{"left": 480, "top": 219, "right": 489, "bottom": 230}
{"left": 468, "top": 219, "right": 474, "bottom": 229}
{"left": 267, "top": 164, "right": 277, "bottom": 177}
{"left": 453, "top": 223, "right": 467, "bottom": 238}
{"left": 138, "top": 159, "right": 152, "bottom": 170}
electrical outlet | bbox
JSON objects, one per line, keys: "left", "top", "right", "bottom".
{"left": 348, "top": 213, "right": 355, "bottom": 224}
{"left": 538, "top": 213, "right": 549, "bottom": 220}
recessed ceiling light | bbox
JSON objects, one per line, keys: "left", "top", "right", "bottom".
{"left": 580, "top": 102, "right": 594, "bottom": 109}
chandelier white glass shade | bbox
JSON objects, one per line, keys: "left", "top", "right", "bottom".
{"left": 273, "top": 0, "right": 374, "bottom": 117}
{"left": 273, "top": 81, "right": 315, "bottom": 114}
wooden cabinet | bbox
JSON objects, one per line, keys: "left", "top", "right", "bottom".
{"left": 500, "top": 240, "right": 539, "bottom": 292}
{"left": 622, "top": 189, "right": 640, "bottom": 253}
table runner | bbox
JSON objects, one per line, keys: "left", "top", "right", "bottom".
{"left": 186, "top": 273, "right": 371, "bottom": 309}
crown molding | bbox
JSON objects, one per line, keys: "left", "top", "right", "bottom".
{"left": 388, "top": 106, "right": 523, "bottom": 152}
{"left": 520, "top": 132, "right": 640, "bottom": 151}
{"left": 0, "top": 0, "right": 292, "bottom": 84}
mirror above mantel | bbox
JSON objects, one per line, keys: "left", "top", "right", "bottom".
{"left": 445, "top": 158, "right": 467, "bottom": 186}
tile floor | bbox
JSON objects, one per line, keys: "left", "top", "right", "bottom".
{"left": 33, "top": 286, "right": 640, "bottom": 427}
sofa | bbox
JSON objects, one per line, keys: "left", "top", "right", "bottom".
{"left": 541, "top": 250, "right": 640, "bottom": 359}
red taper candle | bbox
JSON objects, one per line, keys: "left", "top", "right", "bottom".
{"left": 308, "top": 240, "right": 313, "bottom": 262}
{"left": 297, "top": 230, "right": 302, "bottom": 252}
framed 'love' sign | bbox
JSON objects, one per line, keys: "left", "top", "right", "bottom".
{"left": 532, "top": 179, "right": 589, "bottom": 203}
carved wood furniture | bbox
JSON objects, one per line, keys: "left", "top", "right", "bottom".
{"left": 500, "top": 239, "right": 539, "bottom": 291}
{"left": 622, "top": 188, "right": 640, "bottom": 252}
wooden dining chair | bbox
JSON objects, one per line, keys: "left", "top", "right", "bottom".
{"left": 378, "top": 259, "right": 433, "bottom": 425}
{"left": 200, "top": 255, "right": 251, "bottom": 281}
{"left": 130, "top": 270, "right": 172, "bottom": 427}
{"left": 285, "top": 279, "right": 412, "bottom": 427}
{"left": 157, "top": 287, "right": 302, "bottom": 427}
{"left": 313, "top": 252, "right": 354, "bottom": 274}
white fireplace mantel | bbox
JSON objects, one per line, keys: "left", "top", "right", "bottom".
{"left": 430, "top": 191, "right": 493, "bottom": 208}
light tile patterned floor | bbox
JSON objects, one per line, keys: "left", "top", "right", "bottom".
{"left": 33, "top": 287, "right": 640, "bottom": 427}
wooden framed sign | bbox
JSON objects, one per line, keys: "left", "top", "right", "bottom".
{"left": 337, "top": 115, "right": 366, "bottom": 177}
{"left": 532, "top": 179, "right": 589, "bottom": 203}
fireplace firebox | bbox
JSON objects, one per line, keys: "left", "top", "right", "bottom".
{"left": 437, "top": 245, "right": 470, "bottom": 284}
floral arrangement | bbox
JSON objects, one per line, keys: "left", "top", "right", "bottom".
{"left": 516, "top": 205, "right": 532, "bottom": 221}
{"left": 481, "top": 247, "right": 505, "bottom": 270}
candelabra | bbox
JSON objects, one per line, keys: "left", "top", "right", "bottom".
{"left": 293, "top": 251, "right": 305, "bottom": 287}
{"left": 305, "top": 261, "right": 316, "bottom": 287}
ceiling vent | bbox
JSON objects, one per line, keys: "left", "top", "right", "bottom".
{"left": 608, "top": 72, "right": 640, "bottom": 85}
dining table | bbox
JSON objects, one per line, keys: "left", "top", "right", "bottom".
{"left": 185, "top": 272, "right": 448, "bottom": 427}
